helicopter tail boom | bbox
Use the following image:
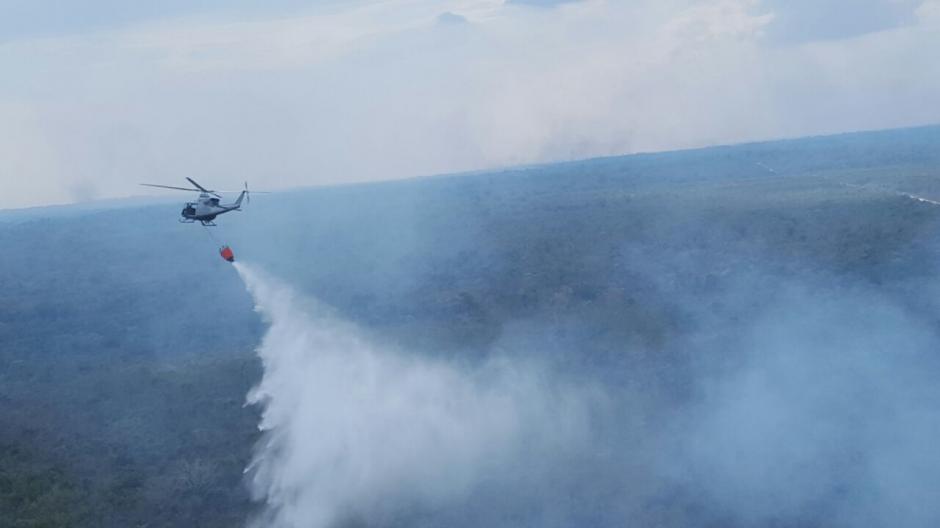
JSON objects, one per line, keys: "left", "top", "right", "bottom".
{"left": 233, "top": 190, "right": 247, "bottom": 209}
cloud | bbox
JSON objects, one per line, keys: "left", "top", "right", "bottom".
{"left": 916, "top": 0, "right": 940, "bottom": 22}
{"left": 0, "top": 0, "right": 333, "bottom": 41}
{"left": 437, "top": 11, "right": 469, "bottom": 25}
{"left": 505, "top": 0, "right": 582, "bottom": 7}
{"left": 760, "top": 0, "right": 921, "bottom": 43}
{"left": 1, "top": 0, "right": 939, "bottom": 208}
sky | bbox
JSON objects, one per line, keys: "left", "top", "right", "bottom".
{"left": 1, "top": 0, "right": 939, "bottom": 209}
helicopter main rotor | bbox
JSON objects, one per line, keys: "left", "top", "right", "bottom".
{"left": 140, "top": 177, "right": 222, "bottom": 198}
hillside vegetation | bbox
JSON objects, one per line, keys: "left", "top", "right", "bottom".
{"left": 3, "top": 125, "right": 940, "bottom": 527}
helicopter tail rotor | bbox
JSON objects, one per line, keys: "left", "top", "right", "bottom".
{"left": 237, "top": 182, "right": 271, "bottom": 205}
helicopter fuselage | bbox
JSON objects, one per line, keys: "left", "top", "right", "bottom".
{"left": 180, "top": 192, "right": 245, "bottom": 226}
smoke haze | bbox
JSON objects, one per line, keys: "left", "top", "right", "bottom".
{"left": 235, "top": 262, "right": 598, "bottom": 528}
{"left": 234, "top": 247, "right": 940, "bottom": 528}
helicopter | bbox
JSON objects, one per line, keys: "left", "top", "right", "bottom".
{"left": 141, "top": 178, "right": 260, "bottom": 226}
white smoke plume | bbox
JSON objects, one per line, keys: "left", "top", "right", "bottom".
{"left": 233, "top": 262, "right": 596, "bottom": 528}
